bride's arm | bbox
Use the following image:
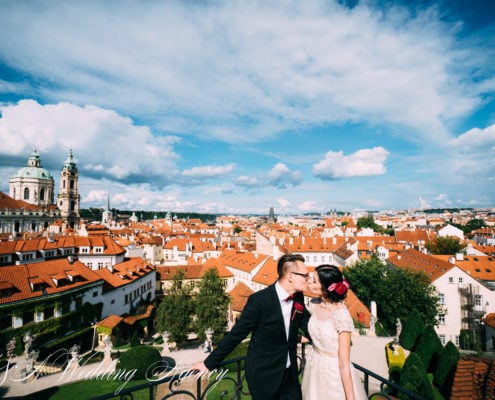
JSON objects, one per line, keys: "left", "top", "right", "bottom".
{"left": 338, "top": 331, "right": 355, "bottom": 400}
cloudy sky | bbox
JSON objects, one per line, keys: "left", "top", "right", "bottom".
{"left": 1, "top": 0, "right": 494, "bottom": 215}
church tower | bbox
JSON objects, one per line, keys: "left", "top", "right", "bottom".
{"left": 9, "top": 148, "right": 54, "bottom": 207}
{"left": 57, "top": 149, "right": 80, "bottom": 229}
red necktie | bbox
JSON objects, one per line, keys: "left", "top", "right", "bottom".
{"left": 285, "top": 294, "right": 295, "bottom": 302}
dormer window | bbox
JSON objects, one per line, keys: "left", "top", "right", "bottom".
{"left": 94, "top": 247, "right": 104, "bottom": 253}
{"left": 80, "top": 247, "right": 90, "bottom": 254}
{"left": 0, "top": 281, "right": 15, "bottom": 298}
{"left": 29, "top": 277, "right": 47, "bottom": 292}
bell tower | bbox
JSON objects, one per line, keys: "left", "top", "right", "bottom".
{"left": 57, "top": 149, "right": 80, "bottom": 229}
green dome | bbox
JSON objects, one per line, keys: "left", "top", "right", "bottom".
{"left": 12, "top": 166, "right": 53, "bottom": 180}
{"left": 11, "top": 149, "right": 54, "bottom": 181}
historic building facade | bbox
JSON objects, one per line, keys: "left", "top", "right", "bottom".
{"left": 0, "top": 149, "right": 80, "bottom": 235}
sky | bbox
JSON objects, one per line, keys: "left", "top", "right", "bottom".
{"left": 0, "top": 0, "right": 495, "bottom": 216}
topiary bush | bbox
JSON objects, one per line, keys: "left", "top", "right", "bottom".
{"left": 399, "top": 352, "right": 437, "bottom": 400}
{"left": 399, "top": 309, "right": 425, "bottom": 351}
{"left": 414, "top": 326, "right": 443, "bottom": 373}
{"left": 117, "top": 345, "right": 163, "bottom": 380}
{"left": 433, "top": 341, "right": 459, "bottom": 399}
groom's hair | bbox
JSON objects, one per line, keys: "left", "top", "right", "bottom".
{"left": 277, "top": 253, "right": 305, "bottom": 279}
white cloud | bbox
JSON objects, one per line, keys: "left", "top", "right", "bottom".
{"left": 235, "top": 176, "right": 263, "bottom": 187}
{"left": 182, "top": 163, "right": 235, "bottom": 179}
{"left": 0, "top": 100, "right": 180, "bottom": 186}
{"left": 313, "top": 147, "right": 389, "bottom": 180}
{"left": 298, "top": 200, "right": 321, "bottom": 212}
{"left": 267, "top": 163, "right": 303, "bottom": 188}
{"left": 0, "top": 1, "right": 485, "bottom": 143}
{"left": 277, "top": 198, "right": 291, "bottom": 208}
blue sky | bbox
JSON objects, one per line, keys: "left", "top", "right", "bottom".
{"left": 0, "top": 0, "right": 494, "bottom": 215}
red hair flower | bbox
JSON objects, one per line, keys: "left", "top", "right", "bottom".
{"left": 292, "top": 302, "right": 304, "bottom": 320}
{"left": 328, "top": 279, "right": 349, "bottom": 295}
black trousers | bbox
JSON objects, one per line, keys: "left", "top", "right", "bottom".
{"left": 252, "top": 367, "right": 302, "bottom": 400}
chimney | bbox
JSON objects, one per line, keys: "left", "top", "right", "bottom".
{"left": 449, "top": 257, "right": 455, "bottom": 264}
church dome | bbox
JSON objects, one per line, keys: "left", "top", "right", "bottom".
{"left": 11, "top": 149, "right": 53, "bottom": 181}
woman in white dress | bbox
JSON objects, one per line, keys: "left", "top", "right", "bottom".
{"left": 302, "top": 265, "right": 368, "bottom": 400}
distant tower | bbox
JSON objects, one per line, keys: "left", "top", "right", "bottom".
{"left": 57, "top": 149, "right": 80, "bottom": 228}
{"left": 102, "top": 193, "right": 112, "bottom": 224}
{"left": 268, "top": 207, "right": 276, "bottom": 224}
{"left": 9, "top": 148, "right": 54, "bottom": 207}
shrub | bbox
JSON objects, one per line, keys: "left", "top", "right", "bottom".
{"left": 399, "top": 309, "right": 425, "bottom": 351}
{"left": 399, "top": 353, "right": 428, "bottom": 399}
{"left": 117, "top": 345, "right": 163, "bottom": 380}
{"left": 433, "top": 341, "right": 459, "bottom": 399}
{"left": 130, "top": 331, "right": 140, "bottom": 347}
{"left": 414, "top": 326, "right": 443, "bottom": 372}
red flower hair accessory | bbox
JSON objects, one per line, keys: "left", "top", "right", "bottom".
{"left": 328, "top": 279, "right": 349, "bottom": 295}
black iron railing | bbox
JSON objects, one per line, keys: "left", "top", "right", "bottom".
{"left": 90, "top": 345, "right": 425, "bottom": 400}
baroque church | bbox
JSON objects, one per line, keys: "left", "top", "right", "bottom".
{"left": 0, "top": 148, "right": 80, "bottom": 236}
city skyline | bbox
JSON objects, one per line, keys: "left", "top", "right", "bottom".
{"left": 1, "top": 0, "right": 494, "bottom": 215}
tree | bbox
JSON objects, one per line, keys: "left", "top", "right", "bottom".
{"left": 155, "top": 269, "right": 195, "bottom": 345}
{"left": 194, "top": 267, "right": 231, "bottom": 344}
{"left": 345, "top": 256, "right": 440, "bottom": 334}
{"left": 356, "top": 215, "right": 383, "bottom": 233}
{"left": 425, "top": 236, "right": 462, "bottom": 255}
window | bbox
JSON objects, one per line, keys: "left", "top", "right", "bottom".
{"left": 93, "top": 291, "right": 98, "bottom": 297}
{"left": 40, "top": 188, "right": 45, "bottom": 201}
{"left": 455, "top": 336, "right": 460, "bottom": 346}
{"left": 449, "top": 277, "right": 454, "bottom": 283}
{"left": 475, "top": 294, "right": 482, "bottom": 307}
{"left": 438, "top": 314, "right": 446, "bottom": 324}
{"left": 458, "top": 277, "right": 463, "bottom": 284}
{"left": 24, "top": 188, "right": 29, "bottom": 200}
{"left": 439, "top": 293, "right": 445, "bottom": 305}
{"left": 439, "top": 335, "right": 446, "bottom": 345}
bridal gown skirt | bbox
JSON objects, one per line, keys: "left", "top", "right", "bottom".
{"left": 301, "top": 346, "right": 368, "bottom": 400}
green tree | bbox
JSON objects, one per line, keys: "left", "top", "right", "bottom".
{"left": 425, "top": 236, "right": 462, "bottom": 255}
{"left": 194, "top": 267, "right": 231, "bottom": 344}
{"left": 356, "top": 215, "right": 383, "bottom": 233}
{"left": 155, "top": 269, "right": 195, "bottom": 345}
{"left": 399, "top": 353, "right": 435, "bottom": 400}
{"left": 345, "top": 256, "right": 439, "bottom": 334}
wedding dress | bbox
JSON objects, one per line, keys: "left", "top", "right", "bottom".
{"left": 301, "top": 301, "right": 368, "bottom": 400}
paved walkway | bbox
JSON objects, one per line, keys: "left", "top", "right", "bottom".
{"left": 0, "top": 336, "right": 395, "bottom": 398}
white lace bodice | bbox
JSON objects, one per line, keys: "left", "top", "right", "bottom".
{"left": 307, "top": 300, "right": 354, "bottom": 355}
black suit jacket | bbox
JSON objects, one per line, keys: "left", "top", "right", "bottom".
{"left": 204, "top": 284, "right": 310, "bottom": 398}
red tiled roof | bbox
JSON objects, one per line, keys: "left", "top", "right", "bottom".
{"left": 0, "top": 259, "right": 102, "bottom": 305}
{"left": 450, "top": 356, "right": 495, "bottom": 399}
{"left": 388, "top": 248, "right": 455, "bottom": 281}
{"left": 228, "top": 282, "right": 254, "bottom": 312}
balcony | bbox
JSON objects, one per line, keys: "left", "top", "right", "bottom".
{"left": 89, "top": 344, "right": 425, "bottom": 400}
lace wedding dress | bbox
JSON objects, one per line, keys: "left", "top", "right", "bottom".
{"left": 301, "top": 301, "right": 368, "bottom": 400}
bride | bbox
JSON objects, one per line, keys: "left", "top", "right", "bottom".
{"left": 301, "top": 265, "right": 368, "bottom": 400}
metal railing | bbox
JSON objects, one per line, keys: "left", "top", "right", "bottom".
{"left": 90, "top": 345, "right": 425, "bottom": 400}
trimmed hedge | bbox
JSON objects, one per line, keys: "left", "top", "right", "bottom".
{"left": 399, "top": 353, "right": 436, "bottom": 400}
{"left": 433, "top": 341, "right": 459, "bottom": 399}
{"left": 414, "top": 326, "right": 443, "bottom": 373}
{"left": 399, "top": 309, "right": 425, "bottom": 351}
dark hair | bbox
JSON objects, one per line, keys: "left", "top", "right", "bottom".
{"left": 277, "top": 254, "right": 305, "bottom": 279}
{"left": 316, "top": 264, "right": 348, "bottom": 303}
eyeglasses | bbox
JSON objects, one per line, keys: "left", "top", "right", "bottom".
{"left": 291, "top": 272, "right": 310, "bottom": 279}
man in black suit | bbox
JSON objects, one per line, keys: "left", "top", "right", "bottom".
{"left": 192, "top": 253, "right": 310, "bottom": 400}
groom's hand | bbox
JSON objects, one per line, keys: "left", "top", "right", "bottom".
{"left": 191, "top": 360, "right": 209, "bottom": 377}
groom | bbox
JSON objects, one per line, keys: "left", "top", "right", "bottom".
{"left": 192, "top": 253, "right": 310, "bottom": 400}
